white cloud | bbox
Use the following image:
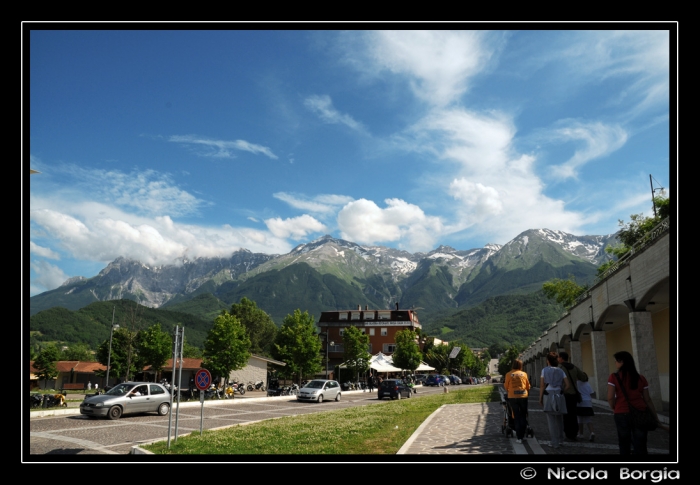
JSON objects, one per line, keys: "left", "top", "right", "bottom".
{"left": 169, "top": 135, "right": 278, "bottom": 159}
{"left": 30, "top": 241, "right": 60, "bottom": 259}
{"left": 337, "top": 198, "right": 443, "bottom": 252}
{"left": 359, "top": 30, "right": 498, "bottom": 106}
{"left": 273, "top": 192, "right": 354, "bottom": 215}
{"left": 30, "top": 260, "right": 69, "bottom": 292}
{"left": 264, "top": 215, "right": 327, "bottom": 240}
{"left": 547, "top": 121, "right": 628, "bottom": 180}
{"left": 304, "top": 95, "right": 366, "bottom": 133}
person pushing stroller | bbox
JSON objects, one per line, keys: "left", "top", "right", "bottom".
{"left": 503, "top": 359, "right": 532, "bottom": 443}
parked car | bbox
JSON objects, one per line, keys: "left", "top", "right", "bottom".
{"left": 414, "top": 374, "right": 428, "bottom": 385}
{"left": 79, "top": 382, "right": 171, "bottom": 420}
{"left": 448, "top": 375, "right": 462, "bottom": 385}
{"left": 425, "top": 375, "right": 446, "bottom": 387}
{"left": 296, "top": 379, "right": 341, "bottom": 403}
{"left": 377, "top": 379, "right": 412, "bottom": 400}
{"left": 441, "top": 375, "right": 452, "bottom": 385}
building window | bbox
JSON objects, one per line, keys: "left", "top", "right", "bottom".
{"left": 367, "top": 343, "right": 373, "bottom": 354}
{"left": 364, "top": 311, "right": 375, "bottom": 320}
{"left": 381, "top": 328, "right": 387, "bottom": 336}
{"left": 339, "top": 328, "right": 345, "bottom": 336}
{"left": 369, "top": 328, "right": 375, "bottom": 336}
{"left": 378, "top": 311, "right": 391, "bottom": 320}
{"left": 383, "top": 343, "right": 396, "bottom": 353}
{"left": 351, "top": 311, "right": 361, "bottom": 320}
{"left": 339, "top": 312, "right": 348, "bottom": 321}
{"left": 360, "top": 328, "right": 365, "bottom": 334}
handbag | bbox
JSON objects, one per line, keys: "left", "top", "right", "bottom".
{"left": 563, "top": 365, "right": 583, "bottom": 403}
{"left": 614, "top": 373, "right": 657, "bottom": 431}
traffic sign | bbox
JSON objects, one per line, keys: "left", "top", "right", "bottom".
{"left": 195, "top": 368, "right": 212, "bottom": 391}
{"left": 449, "top": 347, "right": 461, "bottom": 359}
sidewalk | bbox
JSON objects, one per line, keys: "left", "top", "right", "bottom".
{"left": 397, "top": 387, "right": 672, "bottom": 456}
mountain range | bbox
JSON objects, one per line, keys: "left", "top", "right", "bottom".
{"left": 30, "top": 228, "right": 617, "bottom": 332}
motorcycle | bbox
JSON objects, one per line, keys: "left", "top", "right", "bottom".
{"left": 29, "top": 394, "right": 43, "bottom": 408}
{"left": 247, "top": 381, "right": 255, "bottom": 392}
{"left": 254, "top": 380, "right": 266, "bottom": 391}
{"left": 43, "top": 393, "right": 67, "bottom": 408}
{"left": 232, "top": 381, "right": 246, "bottom": 395}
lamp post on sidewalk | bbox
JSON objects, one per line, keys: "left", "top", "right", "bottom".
{"left": 105, "top": 306, "right": 119, "bottom": 388}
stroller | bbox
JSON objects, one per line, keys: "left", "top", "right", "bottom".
{"left": 501, "top": 394, "right": 534, "bottom": 439}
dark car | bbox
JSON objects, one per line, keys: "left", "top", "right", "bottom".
{"left": 448, "top": 375, "right": 462, "bottom": 385}
{"left": 377, "top": 379, "right": 412, "bottom": 400}
{"left": 425, "top": 374, "right": 446, "bottom": 387}
{"left": 414, "top": 374, "right": 428, "bottom": 385}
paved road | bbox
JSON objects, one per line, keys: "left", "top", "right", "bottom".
{"left": 27, "top": 385, "right": 449, "bottom": 455}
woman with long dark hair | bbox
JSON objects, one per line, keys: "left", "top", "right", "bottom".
{"left": 607, "top": 350, "right": 660, "bottom": 454}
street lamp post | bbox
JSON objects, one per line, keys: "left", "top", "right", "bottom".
{"left": 326, "top": 337, "right": 334, "bottom": 379}
{"left": 105, "top": 307, "right": 119, "bottom": 388}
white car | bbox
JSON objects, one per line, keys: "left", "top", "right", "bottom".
{"left": 297, "top": 379, "right": 341, "bottom": 403}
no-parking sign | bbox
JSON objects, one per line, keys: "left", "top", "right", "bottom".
{"left": 195, "top": 368, "right": 212, "bottom": 391}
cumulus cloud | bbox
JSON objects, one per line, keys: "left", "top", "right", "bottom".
{"left": 264, "top": 215, "right": 327, "bottom": 240}
{"left": 169, "top": 135, "right": 278, "bottom": 159}
{"left": 30, "top": 241, "right": 60, "bottom": 259}
{"left": 304, "top": 95, "right": 366, "bottom": 133}
{"left": 357, "top": 30, "right": 498, "bottom": 106}
{"left": 547, "top": 121, "right": 628, "bottom": 180}
{"left": 337, "top": 198, "right": 443, "bottom": 252}
{"left": 273, "top": 192, "right": 354, "bottom": 215}
{"left": 30, "top": 260, "right": 69, "bottom": 292}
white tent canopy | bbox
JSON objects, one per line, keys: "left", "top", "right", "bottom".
{"left": 338, "top": 352, "right": 435, "bottom": 373}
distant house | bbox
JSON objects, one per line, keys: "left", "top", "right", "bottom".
{"left": 29, "top": 360, "right": 107, "bottom": 391}
{"left": 144, "top": 355, "right": 286, "bottom": 387}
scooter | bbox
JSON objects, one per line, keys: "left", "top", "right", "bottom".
{"left": 30, "top": 394, "right": 43, "bottom": 408}
{"left": 43, "top": 393, "right": 67, "bottom": 408}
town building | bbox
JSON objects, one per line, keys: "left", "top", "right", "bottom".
{"left": 317, "top": 303, "right": 422, "bottom": 372}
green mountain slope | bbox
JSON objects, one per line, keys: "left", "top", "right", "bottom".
{"left": 423, "top": 291, "right": 565, "bottom": 348}
{"left": 29, "top": 299, "right": 212, "bottom": 349}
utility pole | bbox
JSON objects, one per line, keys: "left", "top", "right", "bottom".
{"left": 650, "top": 174, "right": 657, "bottom": 217}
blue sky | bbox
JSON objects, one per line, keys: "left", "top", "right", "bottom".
{"left": 26, "top": 28, "right": 673, "bottom": 296}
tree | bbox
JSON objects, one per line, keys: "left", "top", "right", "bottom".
{"left": 136, "top": 323, "right": 172, "bottom": 378}
{"left": 423, "top": 341, "right": 450, "bottom": 374}
{"left": 342, "top": 326, "right": 371, "bottom": 382}
{"left": 182, "top": 338, "right": 203, "bottom": 359}
{"left": 542, "top": 275, "right": 587, "bottom": 309}
{"left": 96, "top": 328, "right": 140, "bottom": 383}
{"left": 392, "top": 329, "right": 423, "bottom": 374}
{"left": 60, "top": 342, "right": 94, "bottom": 361}
{"left": 497, "top": 345, "right": 522, "bottom": 376}
{"left": 202, "top": 313, "right": 251, "bottom": 385}
{"left": 228, "top": 297, "right": 277, "bottom": 355}
{"left": 271, "top": 309, "right": 322, "bottom": 385}
{"left": 34, "top": 344, "right": 60, "bottom": 388}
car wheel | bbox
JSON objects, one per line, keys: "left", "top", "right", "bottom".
{"left": 378, "top": 395, "right": 383, "bottom": 400}
{"left": 108, "top": 406, "right": 122, "bottom": 420}
{"left": 317, "top": 394, "right": 324, "bottom": 403}
{"left": 335, "top": 392, "right": 341, "bottom": 402}
{"left": 157, "top": 402, "right": 170, "bottom": 416}
{"left": 407, "top": 390, "right": 411, "bottom": 398}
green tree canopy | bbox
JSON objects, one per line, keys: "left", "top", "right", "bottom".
{"left": 34, "top": 344, "right": 60, "bottom": 388}
{"left": 542, "top": 275, "right": 587, "bottom": 309}
{"left": 202, "top": 313, "right": 251, "bottom": 384}
{"left": 497, "top": 345, "right": 522, "bottom": 377}
{"left": 96, "top": 328, "right": 140, "bottom": 383}
{"left": 60, "top": 342, "right": 95, "bottom": 361}
{"left": 136, "top": 323, "right": 172, "bottom": 375}
{"left": 392, "top": 329, "right": 423, "bottom": 373}
{"left": 228, "top": 297, "right": 277, "bottom": 355}
{"left": 271, "top": 309, "right": 322, "bottom": 385}
{"left": 341, "top": 326, "right": 371, "bottom": 381}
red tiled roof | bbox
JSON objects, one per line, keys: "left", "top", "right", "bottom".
{"left": 29, "top": 361, "right": 106, "bottom": 373}
{"left": 144, "top": 358, "right": 203, "bottom": 371}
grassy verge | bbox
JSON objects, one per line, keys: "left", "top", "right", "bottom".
{"left": 143, "top": 385, "right": 500, "bottom": 455}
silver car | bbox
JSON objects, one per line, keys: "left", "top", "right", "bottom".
{"left": 297, "top": 379, "right": 341, "bottom": 403}
{"left": 80, "top": 382, "right": 171, "bottom": 420}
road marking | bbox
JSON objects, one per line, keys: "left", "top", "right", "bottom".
{"left": 30, "top": 431, "right": 120, "bottom": 454}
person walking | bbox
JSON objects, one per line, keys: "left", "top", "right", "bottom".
{"left": 503, "top": 359, "right": 530, "bottom": 444}
{"left": 87, "top": 381, "right": 92, "bottom": 391}
{"left": 367, "top": 373, "right": 375, "bottom": 392}
{"left": 607, "top": 350, "right": 660, "bottom": 455}
{"left": 576, "top": 371, "right": 595, "bottom": 441}
{"left": 539, "top": 351, "right": 570, "bottom": 449}
{"left": 558, "top": 351, "right": 585, "bottom": 441}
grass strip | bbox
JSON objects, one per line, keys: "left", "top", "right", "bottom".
{"left": 143, "top": 386, "right": 499, "bottom": 455}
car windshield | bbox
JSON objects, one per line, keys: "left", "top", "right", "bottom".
{"left": 304, "top": 381, "right": 325, "bottom": 389}
{"left": 105, "top": 384, "right": 136, "bottom": 396}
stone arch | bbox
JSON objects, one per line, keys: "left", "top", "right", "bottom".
{"left": 573, "top": 322, "right": 593, "bottom": 340}
{"left": 594, "top": 303, "right": 628, "bottom": 331}
{"left": 637, "top": 276, "right": 670, "bottom": 311}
